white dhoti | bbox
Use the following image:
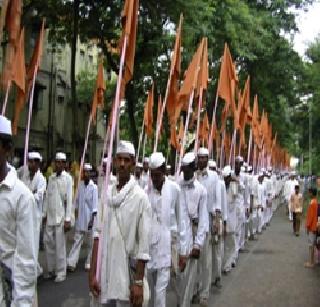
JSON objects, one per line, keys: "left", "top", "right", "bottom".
{"left": 212, "top": 237, "right": 223, "bottom": 280}
{"left": 147, "top": 267, "right": 170, "bottom": 307}
{"left": 67, "top": 231, "right": 93, "bottom": 269}
{"left": 257, "top": 208, "right": 263, "bottom": 233}
{"left": 179, "top": 258, "right": 198, "bottom": 307}
{"left": 223, "top": 233, "right": 236, "bottom": 272}
{"left": 44, "top": 222, "right": 66, "bottom": 278}
{"left": 198, "top": 234, "right": 212, "bottom": 301}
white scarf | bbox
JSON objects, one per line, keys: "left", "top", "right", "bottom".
{"left": 110, "top": 175, "right": 136, "bottom": 208}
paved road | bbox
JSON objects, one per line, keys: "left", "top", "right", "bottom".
{"left": 38, "top": 204, "right": 320, "bottom": 306}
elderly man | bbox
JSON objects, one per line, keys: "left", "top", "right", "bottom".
{"left": 145, "top": 152, "right": 180, "bottom": 307}
{"left": 178, "top": 152, "right": 208, "bottom": 307}
{"left": 0, "top": 115, "right": 38, "bottom": 306}
{"left": 89, "top": 141, "right": 151, "bottom": 307}
{"left": 195, "top": 148, "right": 219, "bottom": 306}
{"left": 67, "top": 163, "right": 98, "bottom": 271}
{"left": 222, "top": 165, "right": 238, "bottom": 273}
{"left": 43, "top": 152, "right": 73, "bottom": 282}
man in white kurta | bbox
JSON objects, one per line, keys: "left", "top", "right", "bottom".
{"left": 257, "top": 173, "right": 266, "bottom": 234}
{"left": 21, "top": 151, "right": 47, "bottom": 278}
{"left": 43, "top": 152, "right": 73, "bottom": 282}
{"left": 90, "top": 141, "right": 151, "bottom": 307}
{"left": 0, "top": 115, "right": 38, "bottom": 306}
{"left": 222, "top": 166, "right": 238, "bottom": 273}
{"left": 68, "top": 163, "right": 98, "bottom": 271}
{"left": 178, "top": 152, "right": 208, "bottom": 307}
{"left": 196, "top": 148, "right": 220, "bottom": 305}
{"left": 146, "top": 152, "right": 180, "bottom": 307}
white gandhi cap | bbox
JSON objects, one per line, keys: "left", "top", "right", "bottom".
{"left": 143, "top": 157, "right": 149, "bottom": 163}
{"left": 197, "top": 147, "right": 209, "bottom": 156}
{"left": 182, "top": 152, "right": 196, "bottom": 166}
{"left": 28, "top": 152, "right": 41, "bottom": 160}
{"left": 0, "top": 115, "right": 12, "bottom": 136}
{"left": 208, "top": 160, "right": 217, "bottom": 168}
{"left": 56, "top": 152, "right": 67, "bottom": 161}
{"left": 222, "top": 165, "right": 232, "bottom": 177}
{"left": 83, "top": 163, "right": 92, "bottom": 171}
{"left": 149, "top": 152, "right": 166, "bottom": 169}
{"left": 116, "top": 140, "right": 135, "bottom": 156}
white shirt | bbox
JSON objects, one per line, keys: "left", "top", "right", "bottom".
{"left": 225, "top": 181, "right": 238, "bottom": 233}
{"left": 96, "top": 176, "right": 151, "bottom": 303}
{"left": 218, "top": 178, "right": 228, "bottom": 222}
{"left": 43, "top": 170, "right": 73, "bottom": 225}
{"left": 146, "top": 178, "right": 180, "bottom": 269}
{"left": 140, "top": 171, "right": 149, "bottom": 189}
{"left": 0, "top": 167, "right": 38, "bottom": 306}
{"left": 21, "top": 168, "right": 47, "bottom": 218}
{"left": 75, "top": 180, "right": 98, "bottom": 232}
{"left": 179, "top": 178, "right": 208, "bottom": 255}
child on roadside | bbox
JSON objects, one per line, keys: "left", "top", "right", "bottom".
{"left": 305, "top": 188, "right": 318, "bottom": 268}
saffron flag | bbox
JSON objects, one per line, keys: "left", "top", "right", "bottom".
{"left": 156, "top": 94, "right": 163, "bottom": 135}
{"left": 12, "top": 21, "right": 46, "bottom": 135}
{"left": 143, "top": 83, "right": 154, "bottom": 137}
{"left": 91, "top": 61, "right": 106, "bottom": 123}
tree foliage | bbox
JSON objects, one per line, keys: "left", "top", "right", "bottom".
{"left": 22, "top": 0, "right": 315, "bottom": 161}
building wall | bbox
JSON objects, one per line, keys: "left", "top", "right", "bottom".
{"left": 1, "top": 23, "right": 107, "bottom": 167}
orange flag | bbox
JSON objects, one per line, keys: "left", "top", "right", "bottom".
{"left": 166, "top": 15, "right": 183, "bottom": 127}
{"left": 224, "top": 132, "right": 231, "bottom": 164}
{"left": 156, "top": 94, "right": 163, "bottom": 134}
{"left": 178, "top": 38, "right": 204, "bottom": 111}
{"left": 143, "top": 83, "right": 154, "bottom": 137}
{"left": 11, "top": 28, "right": 25, "bottom": 93}
{"left": 196, "top": 37, "right": 208, "bottom": 96}
{"left": 120, "top": 0, "right": 139, "bottom": 87}
{"left": 0, "top": 0, "right": 9, "bottom": 44}
{"left": 199, "top": 112, "right": 209, "bottom": 146}
{"left": 217, "top": 43, "right": 238, "bottom": 113}
{"left": 12, "top": 21, "right": 46, "bottom": 135}
{"left": 1, "top": 0, "right": 22, "bottom": 88}
{"left": 91, "top": 61, "right": 106, "bottom": 122}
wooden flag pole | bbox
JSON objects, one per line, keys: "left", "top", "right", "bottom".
{"left": 176, "top": 89, "right": 195, "bottom": 179}
{"left": 142, "top": 134, "right": 147, "bottom": 160}
{"left": 23, "top": 68, "right": 38, "bottom": 167}
{"left": 154, "top": 73, "right": 172, "bottom": 152}
{"left": 228, "top": 128, "right": 236, "bottom": 166}
{"left": 247, "top": 128, "right": 252, "bottom": 165}
{"left": 137, "top": 118, "right": 145, "bottom": 161}
{"left": 208, "top": 85, "right": 219, "bottom": 155}
{"left": 96, "top": 34, "right": 128, "bottom": 282}
{"left": 1, "top": 80, "right": 11, "bottom": 116}
{"left": 194, "top": 86, "right": 203, "bottom": 152}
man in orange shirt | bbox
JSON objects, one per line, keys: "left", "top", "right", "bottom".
{"left": 305, "top": 188, "right": 318, "bottom": 268}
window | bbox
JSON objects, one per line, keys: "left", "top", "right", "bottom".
{"left": 58, "top": 96, "right": 65, "bottom": 104}
{"left": 32, "top": 83, "right": 46, "bottom": 111}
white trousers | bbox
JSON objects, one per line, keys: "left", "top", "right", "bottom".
{"left": 212, "top": 237, "right": 223, "bottom": 280}
{"left": 147, "top": 267, "right": 170, "bottom": 307}
{"left": 44, "top": 223, "right": 66, "bottom": 278}
{"left": 223, "top": 233, "right": 236, "bottom": 272}
{"left": 257, "top": 208, "right": 263, "bottom": 233}
{"left": 179, "top": 258, "right": 198, "bottom": 307}
{"left": 67, "top": 231, "right": 93, "bottom": 269}
{"left": 288, "top": 200, "right": 293, "bottom": 221}
{"left": 198, "top": 234, "right": 212, "bottom": 300}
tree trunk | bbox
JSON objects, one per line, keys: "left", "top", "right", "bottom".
{"left": 71, "top": 0, "right": 80, "bottom": 160}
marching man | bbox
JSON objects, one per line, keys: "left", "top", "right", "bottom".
{"left": 67, "top": 163, "right": 98, "bottom": 271}
{"left": 140, "top": 157, "right": 150, "bottom": 189}
{"left": 0, "top": 115, "right": 38, "bottom": 306}
{"left": 146, "top": 152, "right": 180, "bottom": 307}
{"left": 196, "top": 148, "right": 220, "bottom": 306}
{"left": 43, "top": 152, "right": 73, "bottom": 282}
{"left": 89, "top": 141, "right": 151, "bottom": 306}
{"left": 178, "top": 152, "right": 208, "bottom": 307}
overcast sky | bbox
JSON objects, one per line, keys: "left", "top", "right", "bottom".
{"left": 294, "top": 1, "right": 320, "bottom": 56}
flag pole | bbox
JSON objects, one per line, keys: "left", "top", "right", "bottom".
{"left": 137, "top": 118, "right": 145, "bottom": 161}
{"left": 228, "top": 128, "right": 236, "bottom": 166}
{"left": 142, "top": 134, "right": 147, "bottom": 160}
{"left": 220, "top": 130, "right": 225, "bottom": 169}
{"left": 247, "top": 128, "right": 252, "bottom": 164}
{"left": 23, "top": 68, "right": 38, "bottom": 167}
{"left": 1, "top": 80, "right": 11, "bottom": 116}
{"left": 176, "top": 89, "right": 195, "bottom": 179}
{"left": 208, "top": 83, "right": 220, "bottom": 155}
{"left": 96, "top": 34, "right": 128, "bottom": 282}
{"left": 194, "top": 86, "right": 203, "bottom": 152}
{"left": 99, "top": 124, "right": 111, "bottom": 172}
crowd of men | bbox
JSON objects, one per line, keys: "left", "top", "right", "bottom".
{"left": 0, "top": 114, "right": 306, "bottom": 307}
